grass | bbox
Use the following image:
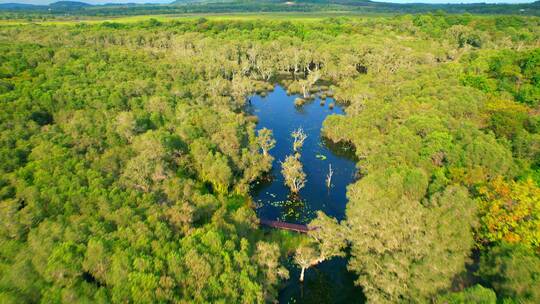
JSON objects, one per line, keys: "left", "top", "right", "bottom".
{"left": 0, "top": 11, "right": 389, "bottom": 26}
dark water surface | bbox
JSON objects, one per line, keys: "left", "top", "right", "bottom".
{"left": 248, "top": 85, "right": 363, "bottom": 304}
{"left": 249, "top": 85, "right": 357, "bottom": 223}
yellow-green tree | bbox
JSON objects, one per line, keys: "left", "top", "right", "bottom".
{"left": 281, "top": 155, "right": 306, "bottom": 193}
{"left": 477, "top": 177, "right": 540, "bottom": 250}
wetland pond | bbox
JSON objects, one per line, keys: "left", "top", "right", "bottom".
{"left": 248, "top": 85, "right": 364, "bottom": 304}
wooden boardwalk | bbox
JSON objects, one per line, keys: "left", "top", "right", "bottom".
{"left": 259, "top": 219, "right": 312, "bottom": 233}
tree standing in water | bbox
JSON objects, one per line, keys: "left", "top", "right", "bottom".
{"left": 293, "top": 212, "right": 346, "bottom": 282}
{"left": 292, "top": 127, "right": 307, "bottom": 153}
{"left": 294, "top": 245, "right": 319, "bottom": 282}
{"left": 326, "top": 164, "right": 333, "bottom": 189}
{"left": 281, "top": 155, "right": 306, "bottom": 193}
{"left": 299, "top": 70, "right": 321, "bottom": 98}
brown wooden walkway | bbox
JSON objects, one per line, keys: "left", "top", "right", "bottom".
{"left": 259, "top": 219, "right": 312, "bottom": 233}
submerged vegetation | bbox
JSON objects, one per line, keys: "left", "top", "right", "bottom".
{"left": 0, "top": 10, "right": 539, "bottom": 304}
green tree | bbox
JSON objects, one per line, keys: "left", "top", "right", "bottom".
{"left": 346, "top": 169, "right": 476, "bottom": 303}
{"left": 281, "top": 155, "right": 306, "bottom": 193}
{"left": 308, "top": 211, "right": 347, "bottom": 265}
{"left": 121, "top": 131, "right": 168, "bottom": 192}
{"left": 293, "top": 211, "right": 347, "bottom": 282}
{"left": 257, "top": 128, "right": 276, "bottom": 157}
{"left": 436, "top": 284, "right": 497, "bottom": 304}
{"left": 115, "top": 111, "right": 137, "bottom": 142}
{"left": 253, "top": 241, "right": 289, "bottom": 300}
{"left": 294, "top": 244, "right": 319, "bottom": 282}
{"left": 477, "top": 243, "right": 540, "bottom": 303}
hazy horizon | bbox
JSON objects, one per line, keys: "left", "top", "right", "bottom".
{"left": 0, "top": 0, "right": 536, "bottom": 7}
{"left": 0, "top": 0, "right": 167, "bottom": 4}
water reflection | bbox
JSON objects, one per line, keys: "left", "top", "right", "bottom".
{"left": 279, "top": 257, "right": 365, "bottom": 304}
{"left": 249, "top": 85, "right": 357, "bottom": 223}
{"left": 249, "top": 85, "right": 363, "bottom": 304}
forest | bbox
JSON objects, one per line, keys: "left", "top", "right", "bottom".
{"left": 0, "top": 0, "right": 539, "bottom": 20}
{"left": 0, "top": 10, "right": 539, "bottom": 304}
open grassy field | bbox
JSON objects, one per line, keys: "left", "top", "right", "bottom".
{"left": 0, "top": 11, "right": 393, "bottom": 26}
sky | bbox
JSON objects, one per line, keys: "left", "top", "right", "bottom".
{"left": 0, "top": 0, "right": 536, "bottom": 6}
{"left": 0, "top": 0, "right": 168, "bottom": 4}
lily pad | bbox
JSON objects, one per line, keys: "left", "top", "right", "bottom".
{"left": 316, "top": 154, "right": 327, "bottom": 160}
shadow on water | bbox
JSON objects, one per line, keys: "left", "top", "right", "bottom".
{"left": 321, "top": 137, "right": 357, "bottom": 161}
{"left": 279, "top": 257, "right": 366, "bottom": 304}
{"left": 248, "top": 85, "right": 364, "bottom": 304}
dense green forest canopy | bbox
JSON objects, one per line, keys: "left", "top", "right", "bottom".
{"left": 0, "top": 12, "right": 539, "bottom": 304}
{"left": 1, "top": 0, "right": 540, "bottom": 19}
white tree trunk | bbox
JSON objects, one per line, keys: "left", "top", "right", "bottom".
{"left": 300, "top": 267, "right": 306, "bottom": 282}
{"left": 302, "top": 85, "right": 309, "bottom": 98}
{"left": 326, "top": 164, "right": 333, "bottom": 188}
{"left": 293, "top": 177, "right": 304, "bottom": 193}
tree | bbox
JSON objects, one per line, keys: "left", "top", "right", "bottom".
{"left": 190, "top": 138, "right": 233, "bottom": 194}
{"left": 435, "top": 284, "right": 496, "bottom": 304}
{"left": 82, "top": 238, "right": 111, "bottom": 285}
{"left": 477, "top": 243, "right": 540, "bottom": 303}
{"left": 231, "top": 74, "right": 251, "bottom": 109}
{"left": 253, "top": 242, "right": 289, "bottom": 300}
{"left": 257, "top": 128, "right": 275, "bottom": 157}
{"left": 294, "top": 244, "right": 319, "bottom": 282}
{"left": 121, "top": 131, "right": 168, "bottom": 192}
{"left": 291, "top": 127, "right": 307, "bottom": 153}
{"left": 346, "top": 169, "right": 477, "bottom": 303}
{"left": 326, "top": 164, "right": 333, "bottom": 188}
{"left": 308, "top": 211, "right": 347, "bottom": 264}
{"left": 281, "top": 155, "right": 306, "bottom": 193}
{"left": 115, "top": 111, "right": 137, "bottom": 142}
{"left": 3, "top": 14, "right": 540, "bottom": 304}
{"left": 293, "top": 212, "right": 346, "bottom": 282}
{"left": 298, "top": 70, "right": 320, "bottom": 98}
{"left": 477, "top": 177, "right": 540, "bottom": 250}
{"left": 298, "top": 79, "right": 311, "bottom": 99}
{"left": 45, "top": 241, "right": 86, "bottom": 286}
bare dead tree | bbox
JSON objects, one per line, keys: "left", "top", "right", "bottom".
{"left": 326, "top": 164, "right": 333, "bottom": 189}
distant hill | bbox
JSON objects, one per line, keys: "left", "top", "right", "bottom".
{"left": 0, "top": 1, "right": 91, "bottom": 11}
{"left": 173, "top": 0, "right": 238, "bottom": 3}
{"left": 0, "top": 3, "right": 45, "bottom": 9}
{"left": 101, "top": 2, "right": 137, "bottom": 6}
{"left": 170, "top": 0, "right": 534, "bottom": 5}
{"left": 49, "top": 1, "right": 92, "bottom": 8}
